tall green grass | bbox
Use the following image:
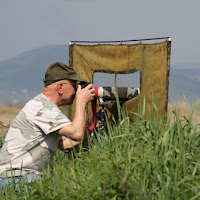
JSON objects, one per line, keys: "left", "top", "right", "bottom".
{"left": 0, "top": 105, "right": 200, "bottom": 200}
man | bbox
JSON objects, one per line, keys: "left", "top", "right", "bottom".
{"left": 0, "top": 62, "right": 95, "bottom": 188}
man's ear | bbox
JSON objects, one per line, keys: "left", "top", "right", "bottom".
{"left": 57, "top": 83, "right": 63, "bottom": 95}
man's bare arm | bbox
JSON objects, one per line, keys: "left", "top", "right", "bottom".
{"left": 57, "top": 84, "right": 95, "bottom": 141}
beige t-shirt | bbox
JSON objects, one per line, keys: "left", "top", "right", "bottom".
{"left": 0, "top": 93, "right": 71, "bottom": 177}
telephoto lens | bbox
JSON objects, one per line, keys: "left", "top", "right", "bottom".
{"left": 94, "top": 87, "right": 140, "bottom": 101}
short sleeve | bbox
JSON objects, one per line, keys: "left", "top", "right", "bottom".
{"left": 32, "top": 106, "right": 72, "bottom": 135}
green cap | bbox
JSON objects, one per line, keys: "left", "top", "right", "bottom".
{"left": 43, "top": 62, "right": 86, "bottom": 86}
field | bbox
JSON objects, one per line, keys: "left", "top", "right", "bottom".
{"left": 0, "top": 104, "right": 22, "bottom": 130}
{"left": 1, "top": 101, "right": 200, "bottom": 129}
{"left": 0, "top": 101, "right": 200, "bottom": 199}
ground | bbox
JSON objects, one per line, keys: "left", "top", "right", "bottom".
{"left": 168, "top": 101, "right": 200, "bottom": 126}
{"left": 0, "top": 102, "right": 199, "bottom": 133}
{"left": 0, "top": 104, "right": 22, "bottom": 131}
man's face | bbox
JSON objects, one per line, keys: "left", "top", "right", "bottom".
{"left": 60, "top": 79, "right": 77, "bottom": 105}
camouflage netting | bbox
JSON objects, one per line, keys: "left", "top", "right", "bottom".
{"left": 69, "top": 40, "right": 171, "bottom": 121}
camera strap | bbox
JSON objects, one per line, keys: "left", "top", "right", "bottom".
{"left": 87, "top": 99, "right": 97, "bottom": 131}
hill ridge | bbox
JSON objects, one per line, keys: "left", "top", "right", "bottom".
{"left": 0, "top": 45, "right": 199, "bottom": 105}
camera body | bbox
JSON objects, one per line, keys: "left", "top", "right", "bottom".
{"left": 79, "top": 81, "right": 91, "bottom": 89}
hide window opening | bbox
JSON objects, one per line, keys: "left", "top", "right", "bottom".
{"left": 93, "top": 70, "right": 141, "bottom": 90}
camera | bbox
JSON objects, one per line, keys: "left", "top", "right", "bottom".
{"left": 79, "top": 81, "right": 91, "bottom": 89}
{"left": 79, "top": 81, "right": 140, "bottom": 101}
{"left": 77, "top": 82, "right": 140, "bottom": 132}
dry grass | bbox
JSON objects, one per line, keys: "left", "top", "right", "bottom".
{"left": 168, "top": 101, "right": 200, "bottom": 126}
{"left": 0, "top": 101, "right": 199, "bottom": 132}
{"left": 0, "top": 103, "right": 22, "bottom": 132}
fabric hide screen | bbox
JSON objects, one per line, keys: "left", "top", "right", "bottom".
{"left": 69, "top": 40, "right": 171, "bottom": 120}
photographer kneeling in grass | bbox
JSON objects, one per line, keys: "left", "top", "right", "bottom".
{"left": 0, "top": 62, "right": 95, "bottom": 189}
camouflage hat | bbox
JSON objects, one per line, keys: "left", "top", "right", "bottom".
{"left": 43, "top": 62, "right": 85, "bottom": 86}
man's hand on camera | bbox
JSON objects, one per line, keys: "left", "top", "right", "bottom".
{"left": 76, "top": 84, "right": 95, "bottom": 105}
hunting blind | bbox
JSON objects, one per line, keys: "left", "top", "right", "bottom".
{"left": 68, "top": 37, "right": 171, "bottom": 121}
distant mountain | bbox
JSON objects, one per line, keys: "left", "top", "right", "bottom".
{"left": 0, "top": 45, "right": 69, "bottom": 105}
{"left": 0, "top": 44, "right": 199, "bottom": 105}
{"left": 169, "top": 68, "right": 200, "bottom": 102}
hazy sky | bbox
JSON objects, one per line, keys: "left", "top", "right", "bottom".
{"left": 0, "top": 0, "right": 200, "bottom": 67}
